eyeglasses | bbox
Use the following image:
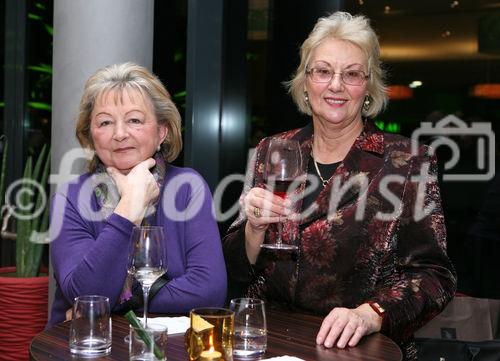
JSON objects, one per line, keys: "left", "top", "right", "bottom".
{"left": 306, "top": 67, "right": 369, "bottom": 86}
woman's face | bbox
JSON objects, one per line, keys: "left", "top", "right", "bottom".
{"left": 90, "top": 88, "right": 167, "bottom": 174}
{"left": 305, "top": 37, "right": 368, "bottom": 129}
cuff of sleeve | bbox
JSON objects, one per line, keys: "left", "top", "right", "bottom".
{"left": 107, "top": 213, "right": 136, "bottom": 237}
{"left": 253, "top": 247, "right": 268, "bottom": 274}
{"left": 229, "top": 223, "right": 257, "bottom": 282}
{"left": 225, "top": 221, "right": 269, "bottom": 282}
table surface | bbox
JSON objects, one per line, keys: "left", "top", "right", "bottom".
{"left": 30, "top": 309, "right": 402, "bottom": 361}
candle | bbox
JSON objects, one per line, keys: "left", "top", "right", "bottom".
{"left": 199, "top": 334, "right": 222, "bottom": 361}
{"left": 199, "top": 346, "right": 222, "bottom": 361}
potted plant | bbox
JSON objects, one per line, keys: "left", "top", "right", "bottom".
{"left": 0, "top": 136, "right": 51, "bottom": 360}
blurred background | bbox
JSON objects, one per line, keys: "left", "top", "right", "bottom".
{"left": 1, "top": 0, "right": 499, "bottom": 297}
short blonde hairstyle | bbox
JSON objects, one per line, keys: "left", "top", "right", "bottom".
{"left": 76, "top": 62, "right": 183, "bottom": 172}
{"left": 286, "top": 11, "right": 388, "bottom": 118}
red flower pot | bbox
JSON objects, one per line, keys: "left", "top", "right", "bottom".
{"left": 0, "top": 267, "right": 48, "bottom": 361}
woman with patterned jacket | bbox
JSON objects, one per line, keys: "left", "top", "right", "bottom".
{"left": 223, "top": 12, "right": 456, "bottom": 360}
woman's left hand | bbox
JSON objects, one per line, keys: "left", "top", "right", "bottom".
{"left": 315, "top": 303, "right": 382, "bottom": 349}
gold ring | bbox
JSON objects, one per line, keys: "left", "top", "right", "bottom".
{"left": 253, "top": 207, "right": 262, "bottom": 218}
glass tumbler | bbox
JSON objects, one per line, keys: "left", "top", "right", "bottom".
{"left": 129, "top": 323, "right": 168, "bottom": 361}
{"left": 69, "top": 295, "right": 112, "bottom": 356}
{"left": 229, "top": 298, "right": 267, "bottom": 358}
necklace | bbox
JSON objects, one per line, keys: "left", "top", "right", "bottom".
{"left": 311, "top": 150, "right": 329, "bottom": 187}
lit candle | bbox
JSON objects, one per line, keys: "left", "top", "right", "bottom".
{"left": 199, "top": 334, "right": 222, "bottom": 361}
{"left": 199, "top": 346, "right": 222, "bottom": 361}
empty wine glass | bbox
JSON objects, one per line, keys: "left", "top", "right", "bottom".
{"left": 261, "top": 139, "right": 303, "bottom": 250}
{"left": 127, "top": 226, "right": 166, "bottom": 327}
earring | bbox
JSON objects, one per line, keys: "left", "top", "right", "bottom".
{"left": 157, "top": 144, "right": 161, "bottom": 152}
{"left": 363, "top": 95, "right": 371, "bottom": 112}
{"left": 304, "top": 90, "right": 309, "bottom": 103}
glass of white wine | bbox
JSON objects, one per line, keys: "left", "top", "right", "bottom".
{"left": 127, "top": 226, "right": 166, "bottom": 327}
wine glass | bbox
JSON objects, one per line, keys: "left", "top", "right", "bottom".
{"left": 127, "top": 226, "right": 166, "bottom": 327}
{"left": 261, "top": 139, "right": 303, "bottom": 250}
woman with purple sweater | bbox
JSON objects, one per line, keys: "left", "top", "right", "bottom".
{"left": 48, "top": 63, "right": 226, "bottom": 326}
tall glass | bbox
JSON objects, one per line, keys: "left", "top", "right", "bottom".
{"left": 261, "top": 138, "right": 303, "bottom": 250}
{"left": 127, "top": 226, "right": 166, "bottom": 327}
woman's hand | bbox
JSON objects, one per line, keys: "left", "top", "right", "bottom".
{"left": 65, "top": 307, "right": 73, "bottom": 321}
{"left": 243, "top": 187, "right": 290, "bottom": 263}
{"left": 108, "top": 158, "right": 159, "bottom": 225}
{"left": 316, "top": 303, "right": 382, "bottom": 349}
{"left": 244, "top": 187, "right": 289, "bottom": 231}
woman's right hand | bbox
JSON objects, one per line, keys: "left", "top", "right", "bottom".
{"left": 107, "top": 158, "right": 159, "bottom": 225}
{"left": 243, "top": 186, "right": 290, "bottom": 263}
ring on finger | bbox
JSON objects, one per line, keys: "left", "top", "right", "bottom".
{"left": 253, "top": 207, "right": 262, "bottom": 218}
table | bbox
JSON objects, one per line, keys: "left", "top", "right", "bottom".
{"left": 30, "top": 309, "right": 402, "bottom": 361}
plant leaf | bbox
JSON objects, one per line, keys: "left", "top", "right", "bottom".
{"left": 30, "top": 145, "right": 48, "bottom": 234}
{"left": 16, "top": 157, "right": 33, "bottom": 277}
{"left": 0, "top": 136, "right": 7, "bottom": 207}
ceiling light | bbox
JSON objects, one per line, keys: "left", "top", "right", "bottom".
{"left": 450, "top": 1, "right": 459, "bottom": 8}
{"left": 441, "top": 30, "right": 452, "bottom": 38}
{"left": 409, "top": 81, "right": 422, "bottom": 88}
{"left": 358, "top": 0, "right": 364, "bottom": 4}
{"left": 384, "top": 5, "right": 391, "bottom": 14}
{"left": 472, "top": 84, "right": 500, "bottom": 99}
{"left": 388, "top": 85, "right": 413, "bottom": 100}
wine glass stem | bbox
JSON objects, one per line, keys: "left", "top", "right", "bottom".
{"left": 142, "top": 285, "right": 151, "bottom": 327}
{"left": 276, "top": 221, "right": 283, "bottom": 245}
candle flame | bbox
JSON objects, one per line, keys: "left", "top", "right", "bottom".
{"left": 209, "top": 333, "right": 214, "bottom": 352}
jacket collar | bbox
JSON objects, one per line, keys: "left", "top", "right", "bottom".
{"left": 355, "top": 120, "right": 385, "bottom": 155}
{"left": 296, "top": 120, "right": 386, "bottom": 226}
{"left": 289, "top": 119, "right": 385, "bottom": 155}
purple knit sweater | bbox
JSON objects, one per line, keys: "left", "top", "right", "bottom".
{"left": 48, "top": 165, "right": 226, "bottom": 326}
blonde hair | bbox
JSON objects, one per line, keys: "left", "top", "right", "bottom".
{"left": 286, "top": 11, "right": 387, "bottom": 118}
{"left": 76, "top": 62, "right": 183, "bottom": 171}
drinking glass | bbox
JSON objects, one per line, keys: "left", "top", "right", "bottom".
{"left": 69, "top": 295, "right": 112, "bottom": 356}
{"left": 229, "top": 298, "right": 267, "bottom": 358}
{"left": 185, "top": 307, "right": 234, "bottom": 361}
{"left": 129, "top": 323, "right": 168, "bottom": 361}
{"left": 261, "top": 138, "right": 303, "bottom": 250}
{"left": 127, "top": 226, "right": 166, "bottom": 327}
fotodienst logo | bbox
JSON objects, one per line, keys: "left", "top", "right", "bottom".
{"left": 411, "top": 115, "right": 496, "bottom": 181}
{"left": 5, "top": 115, "right": 497, "bottom": 243}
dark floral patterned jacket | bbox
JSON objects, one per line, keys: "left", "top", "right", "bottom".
{"left": 223, "top": 121, "right": 457, "bottom": 358}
